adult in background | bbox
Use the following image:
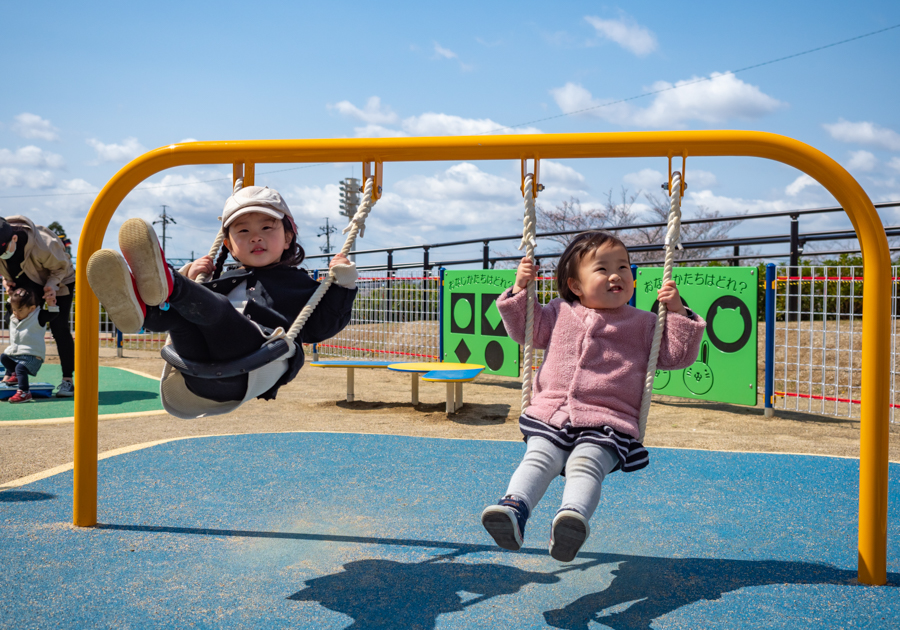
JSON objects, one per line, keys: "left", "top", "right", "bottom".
{"left": 0, "top": 216, "right": 76, "bottom": 397}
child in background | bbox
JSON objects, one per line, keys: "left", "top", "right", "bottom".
{"left": 86, "top": 185, "right": 357, "bottom": 418}
{"left": 2, "top": 288, "right": 59, "bottom": 403}
{"left": 481, "top": 231, "right": 706, "bottom": 562}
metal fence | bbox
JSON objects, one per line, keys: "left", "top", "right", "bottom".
{"left": 4, "top": 260, "right": 899, "bottom": 425}
{"left": 771, "top": 264, "right": 900, "bottom": 421}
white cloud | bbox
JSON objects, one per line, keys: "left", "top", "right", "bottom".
{"left": 401, "top": 113, "right": 540, "bottom": 136}
{"left": 623, "top": 168, "right": 665, "bottom": 191}
{"left": 352, "top": 124, "right": 408, "bottom": 138}
{"left": 329, "top": 96, "right": 398, "bottom": 125}
{"left": 433, "top": 42, "right": 457, "bottom": 60}
{"left": 888, "top": 157, "right": 900, "bottom": 173}
{"left": 623, "top": 168, "right": 718, "bottom": 192}
{"left": 137, "top": 170, "right": 229, "bottom": 212}
{"left": 86, "top": 137, "right": 146, "bottom": 162}
{"left": 395, "top": 163, "right": 513, "bottom": 201}
{"left": 0, "top": 146, "right": 65, "bottom": 169}
{"left": 0, "top": 167, "right": 56, "bottom": 189}
{"left": 432, "top": 42, "right": 472, "bottom": 71}
{"left": 785, "top": 174, "right": 823, "bottom": 196}
{"left": 584, "top": 15, "right": 658, "bottom": 56}
{"left": 550, "top": 73, "right": 784, "bottom": 128}
{"left": 539, "top": 160, "right": 585, "bottom": 187}
{"left": 823, "top": 119, "right": 900, "bottom": 151}
{"left": 11, "top": 113, "right": 60, "bottom": 141}
{"left": 846, "top": 150, "right": 877, "bottom": 172}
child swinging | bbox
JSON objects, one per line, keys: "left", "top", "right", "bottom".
{"left": 87, "top": 184, "right": 359, "bottom": 418}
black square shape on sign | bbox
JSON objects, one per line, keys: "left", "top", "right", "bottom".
{"left": 481, "top": 293, "right": 507, "bottom": 337}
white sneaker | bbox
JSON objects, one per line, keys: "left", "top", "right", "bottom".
{"left": 549, "top": 509, "right": 590, "bottom": 562}
{"left": 118, "top": 218, "right": 173, "bottom": 306}
{"left": 87, "top": 249, "right": 146, "bottom": 334}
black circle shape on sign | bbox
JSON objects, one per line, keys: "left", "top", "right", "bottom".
{"left": 649, "top": 296, "right": 689, "bottom": 316}
{"left": 485, "top": 340, "right": 505, "bottom": 371}
{"left": 706, "top": 295, "right": 752, "bottom": 353}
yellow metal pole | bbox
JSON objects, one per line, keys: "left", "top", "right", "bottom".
{"left": 73, "top": 131, "right": 889, "bottom": 585}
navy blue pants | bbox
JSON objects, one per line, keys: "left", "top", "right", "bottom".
{"left": 142, "top": 273, "right": 266, "bottom": 402}
{"left": 1, "top": 354, "right": 35, "bottom": 392}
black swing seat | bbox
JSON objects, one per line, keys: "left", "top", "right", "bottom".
{"left": 160, "top": 337, "right": 298, "bottom": 379}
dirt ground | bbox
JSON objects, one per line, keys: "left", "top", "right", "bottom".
{"left": 2, "top": 346, "right": 899, "bottom": 486}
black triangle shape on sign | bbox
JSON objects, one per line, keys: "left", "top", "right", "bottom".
{"left": 455, "top": 339, "right": 472, "bottom": 363}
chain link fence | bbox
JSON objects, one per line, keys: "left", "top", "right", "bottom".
{"left": 772, "top": 265, "right": 900, "bottom": 421}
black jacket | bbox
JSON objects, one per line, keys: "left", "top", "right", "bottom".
{"left": 203, "top": 265, "right": 356, "bottom": 398}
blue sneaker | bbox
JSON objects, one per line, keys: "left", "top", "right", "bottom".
{"left": 549, "top": 509, "right": 590, "bottom": 562}
{"left": 55, "top": 380, "right": 74, "bottom": 398}
{"left": 481, "top": 496, "right": 529, "bottom": 551}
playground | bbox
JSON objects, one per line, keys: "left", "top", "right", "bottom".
{"left": 2, "top": 345, "right": 900, "bottom": 628}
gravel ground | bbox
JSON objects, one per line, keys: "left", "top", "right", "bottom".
{"left": 2, "top": 346, "right": 898, "bottom": 486}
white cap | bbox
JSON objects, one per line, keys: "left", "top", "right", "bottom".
{"left": 222, "top": 186, "right": 294, "bottom": 228}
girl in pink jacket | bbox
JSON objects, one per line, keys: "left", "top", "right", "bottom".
{"left": 481, "top": 231, "right": 706, "bottom": 562}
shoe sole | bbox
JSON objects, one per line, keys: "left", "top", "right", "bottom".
{"left": 87, "top": 250, "right": 145, "bottom": 334}
{"left": 549, "top": 513, "right": 589, "bottom": 563}
{"left": 481, "top": 506, "right": 523, "bottom": 551}
{"left": 56, "top": 391, "right": 74, "bottom": 398}
{"left": 119, "top": 218, "right": 170, "bottom": 306}
{"left": 9, "top": 398, "right": 33, "bottom": 403}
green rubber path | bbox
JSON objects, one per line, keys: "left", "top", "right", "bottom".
{"left": 0, "top": 365, "right": 161, "bottom": 421}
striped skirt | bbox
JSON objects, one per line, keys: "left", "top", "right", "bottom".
{"left": 519, "top": 414, "right": 649, "bottom": 473}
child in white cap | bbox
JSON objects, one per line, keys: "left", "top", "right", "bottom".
{"left": 86, "top": 186, "right": 357, "bottom": 415}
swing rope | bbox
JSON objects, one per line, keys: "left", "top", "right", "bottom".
{"left": 519, "top": 173, "right": 537, "bottom": 410}
{"left": 637, "top": 170, "right": 684, "bottom": 441}
{"left": 192, "top": 175, "right": 376, "bottom": 345}
{"left": 285, "top": 175, "right": 376, "bottom": 343}
{"left": 194, "top": 178, "right": 242, "bottom": 284}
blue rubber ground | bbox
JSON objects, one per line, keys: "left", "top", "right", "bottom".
{"left": 1, "top": 432, "right": 898, "bottom": 629}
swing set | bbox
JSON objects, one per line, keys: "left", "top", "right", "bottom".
{"left": 74, "top": 130, "right": 892, "bottom": 586}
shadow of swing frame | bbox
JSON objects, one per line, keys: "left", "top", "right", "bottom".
{"left": 73, "top": 130, "right": 892, "bottom": 586}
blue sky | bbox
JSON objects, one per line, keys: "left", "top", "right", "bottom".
{"left": 2, "top": 1, "right": 900, "bottom": 267}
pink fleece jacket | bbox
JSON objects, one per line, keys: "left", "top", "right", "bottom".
{"left": 497, "top": 289, "right": 706, "bottom": 439}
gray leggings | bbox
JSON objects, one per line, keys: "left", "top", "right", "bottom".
{"left": 505, "top": 436, "right": 620, "bottom": 520}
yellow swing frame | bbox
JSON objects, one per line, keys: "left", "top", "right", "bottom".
{"left": 73, "top": 130, "right": 892, "bottom": 586}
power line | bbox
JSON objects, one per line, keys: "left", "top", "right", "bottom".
{"left": 482, "top": 22, "right": 900, "bottom": 133}
{"left": 1, "top": 22, "right": 897, "bottom": 201}
{"left": 0, "top": 163, "right": 327, "bottom": 199}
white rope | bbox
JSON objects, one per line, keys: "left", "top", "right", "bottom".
{"left": 195, "top": 178, "right": 242, "bottom": 284}
{"left": 519, "top": 174, "right": 537, "bottom": 410}
{"left": 285, "top": 176, "right": 376, "bottom": 343}
{"left": 637, "top": 171, "right": 684, "bottom": 441}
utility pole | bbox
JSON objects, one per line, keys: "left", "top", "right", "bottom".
{"left": 317, "top": 218, "right": 338, "bottom": 254}
{"left": 153, "top": 205, "right": 176, "bottom": 256}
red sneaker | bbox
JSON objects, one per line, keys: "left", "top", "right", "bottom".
{"left": 2, "top": 374, "right": 17, "bottom": 386}
{"left": 9, "top": 390, "right": 33, "bottom": 403}
{"left": 119, "top": 218, "right": 174, "bottom": 306}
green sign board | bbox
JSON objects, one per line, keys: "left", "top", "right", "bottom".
{"left": 442, "top": 270, "right": 520, "bottom": 376}
{"left": 635, "top": 267, "right": 758, "bottom": 406}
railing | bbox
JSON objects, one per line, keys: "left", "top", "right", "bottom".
{"left": 303, "top": 201, "right": 900, "bottom": 272}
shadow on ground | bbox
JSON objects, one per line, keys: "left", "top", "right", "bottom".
{"left": 96, "top": 523, "right": 889, "bottom": 630}
{"left": 0, "top": 490, "right": 55, "bottom": 502}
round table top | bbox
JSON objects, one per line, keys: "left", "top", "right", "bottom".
{"left": 387, "top": 362, "right": 484, "bottom": 373}
{"left": 309, "top": 360, "right": 394, "bottom": 368}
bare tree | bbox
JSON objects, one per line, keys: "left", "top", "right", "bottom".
{"left": 531, "top": 188, "right": 748, "bottom": 265}
{"left": 626, "top": 191, "right": 747, "bottom": 263}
